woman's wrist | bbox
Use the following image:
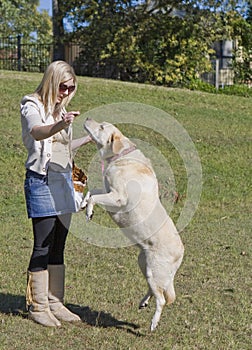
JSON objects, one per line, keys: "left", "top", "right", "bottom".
{"left": 60, "top": 118, "right": 68, "bottom": 129}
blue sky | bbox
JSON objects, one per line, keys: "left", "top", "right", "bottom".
{"left": 38, "top": 0, "right": 52, "bottom": 16}
{"left": 38, "top": 0, "right": 74, "bottom": 31}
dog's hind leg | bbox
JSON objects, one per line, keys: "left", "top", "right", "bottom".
{"left": 164, "top": 255, "right": 183, "bottom": 305}
{"left": 150, "top": 288, "right": 166, "bottom": 331}
{"left": 144, "top": 265, "right": 166, "bottom": 331}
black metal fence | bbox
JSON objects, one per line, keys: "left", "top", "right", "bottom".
{"left": 0, "top": 35, "right": 117, "bottom": 78}
{"left": 0, "top": 35, "right": 53, "bottom": 72}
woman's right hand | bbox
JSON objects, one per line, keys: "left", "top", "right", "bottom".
{"left": 62, "top": 111, "right": 80, "bottom": 125}
{"left": 31, "top": 111, "right": 80, "bottom": 141}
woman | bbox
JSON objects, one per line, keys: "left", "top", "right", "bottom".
{"left": 20, "top": 60, "right": 91, "bottom": 327}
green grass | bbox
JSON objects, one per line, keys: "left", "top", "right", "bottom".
{"left": 0, "top": 70, "right": 251, "bottom": 350}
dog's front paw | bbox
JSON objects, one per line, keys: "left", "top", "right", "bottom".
{"left": 86, "top": 197, "right": 94, "bottom": 221}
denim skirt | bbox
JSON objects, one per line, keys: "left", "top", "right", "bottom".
{"left": 24, "top": 169, "right": 77, "bottom": 218}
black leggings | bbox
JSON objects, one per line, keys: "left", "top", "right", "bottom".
{"left": 28, "top": 214, "right": 72, "bottom": 272}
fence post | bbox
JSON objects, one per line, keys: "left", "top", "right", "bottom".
{"left": 215, "top": 59, "right": 219, "bottom": 90}
{"left": 17, "top": 35, "right": 21, "bottom": 71}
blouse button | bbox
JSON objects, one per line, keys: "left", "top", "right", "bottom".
{"left": 47, "top": 153, "right": 51, "bottom": 157}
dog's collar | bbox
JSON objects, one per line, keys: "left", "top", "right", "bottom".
{"left": 107, "top": 145, "right": 137, "bottom": 163}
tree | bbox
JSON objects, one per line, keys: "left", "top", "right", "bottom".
{"left": 229, "top": 8, "right": 252, "bottom": 83}
{"left": 2, "top": 0, "right": 250, "bottom": 84}
{"left": 0, "top": 0, "right": 52, "bottom": 41}
{"left": 66, "top": 0, "right": 221, "bottom": 85}
{"left": 52, "top": 0, "right": 65, "bottom": 60}
{"left": 0, "top": 0, "right": 52, "bottom": 71}
{"left": 247, "top": 1, "right": 252, "bottom": 22}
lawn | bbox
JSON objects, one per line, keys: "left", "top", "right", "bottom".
{"left": 0, "top": 70, "right": 251, "bottom": 350}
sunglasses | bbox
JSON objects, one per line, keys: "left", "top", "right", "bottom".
{"left": 59, "top": 83, "right": 76, "bottom": 94}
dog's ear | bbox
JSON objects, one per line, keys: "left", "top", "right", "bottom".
{"left": 111, "top": 132, "right": 124, "bottom": 154}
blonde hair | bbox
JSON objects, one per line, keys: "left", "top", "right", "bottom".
{"left": 34, "top": 60, "right": 77, "bottom": 117}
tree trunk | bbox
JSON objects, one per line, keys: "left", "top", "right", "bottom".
{"left": 52, "top": 0, "right": 65, "bottom": 61}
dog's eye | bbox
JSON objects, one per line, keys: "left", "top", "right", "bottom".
{"left": 100, "top": 125, "right": 104, "bottom": 130}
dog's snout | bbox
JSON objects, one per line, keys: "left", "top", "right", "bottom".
{"left": 84, "top": 117, "right": 92, "bottom": 130}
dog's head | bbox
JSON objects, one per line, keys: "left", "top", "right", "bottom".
{"left": 84, "top": 118, "right": 134, "bottom": 160}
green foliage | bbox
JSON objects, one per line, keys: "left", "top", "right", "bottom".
{"left": 1, "top": 0, "right": 252, "bottom": 87}
{"left": 218, "top": 83, "right": 252, "bottom": 96}
{"left": 69, "top": 0, "right": 252, "bottom": 87}
{"left": 0, "top": 0, "right": 52, "bottom": 72}
{"left": 186, "top": 78, "right": 252, "bottom": 97}
{"left": 0, "top": 0, "right": 52, "bottom": 41}
{"left": 71, "top": 1, "right": 219, "bottom": 85}
{"left": 230, "top": 12, "right": 252, "bottom": 84}
{"left": 185, "top": 79, "right": 218, "bottom": 93}
{"left": 247, "top": 1, "right": 252, "bottom": 23}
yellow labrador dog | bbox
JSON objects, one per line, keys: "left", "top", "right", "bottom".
{"left": 83, "top": 118, "right": 184, "bottom": 331}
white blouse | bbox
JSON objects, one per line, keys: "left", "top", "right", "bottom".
{"left": 20, "top": 95, "right": 72, "bottom": 175}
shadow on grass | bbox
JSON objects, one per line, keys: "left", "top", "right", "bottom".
{"left": 67, "top": 303, "right": 142, "bottom": 335}
{"left": 0, "top": 294, "right": 142, "bottom": 335}
{"left": 0, "top": 293, "right": 27, "bottom": 317}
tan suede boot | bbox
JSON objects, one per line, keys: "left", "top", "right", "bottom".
{"left": 26, "top": 270, "right": 61, "bottom": 327}
{"left": 48, "top": 264, "right": 81, "bottom": 322}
